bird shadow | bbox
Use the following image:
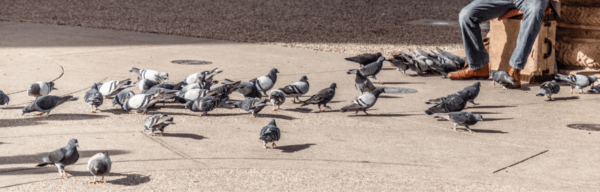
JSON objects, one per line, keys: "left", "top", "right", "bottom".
{"left": 2, "top": 106, "right": 26, "bottom": 110}
{"left": 380, "top": 68, "right": 397, "bottom": 71}
{"left": 210, "top": 113, "right": 247, "bottom": 117}
{"left": 146, "top": 111, "right": 197, "bottom": 116}
{"left": 382, "top": 82, "right": 425, "bottom": 85}
{"left": 468, "top": 128, "right": 508, "bottom": 134}
{"left": 0, "top": 150, "right": 130, "bottom": 166}
{"left": 548, "top": 96, "right": 579, "bottom": 101}
{"left": 285, "top": 107, "right": 313, "bottom": 113}
{"left": 469, "top": 105, "right": 516, "bottom": 109}
{"left": 109, "top": 173, "right": 151, "bottom": 186}
{"left": 347, "top": 113, "right": 417, "bottom": 117}
{"left": 260, "top": 114, "right": 295, "bottom": 120}
{"left": 0, "top": 114, "right": 109, "bottom": 128}
{"left": 468, "top": 111, "right": 501, "bottom": 114}
{"left": 379, "top": 95, "right": 402, "bottom": 99}
{"left": 484, "top": 118, "right": 514, "bottom": 121}
{"left": 327, "top": 100, "right": 344, "bottom": 104}
{"left": 275, "top": 143, "right": 316, "bottom": 153}
{"left": 0, "top": 168, "right": 149, "bottom": 186}
{"left": 162, "top": 133, "right": 206, "bottom": 140}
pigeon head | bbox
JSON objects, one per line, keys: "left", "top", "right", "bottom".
{"left": 21, "top": 105, "right": 33, "bottom": 115}
{"left": 473, "top": 114, "right": 483, "bottom": 122}
{"left": 588, "top": 75, "right": 598, "bottom": 84}
{"left": 300, "top": 75, "right": 308, "bottom": 81}
{"left": 102, "top": 151, "right": 109, "bottom": 156}
{"left": 68, "top": 138, "right": 79, "bottom": 148}
{"left": 375, "top": 52, "right": 382, "bottom": 58}
{"left": 49, "top": 82, "right": 56, "bottom": 90}
{"left": 185, "top": 100, "right": 194, "bottom": 110}
{"left": 3, "top": 95, "right": 9, "bottom": 105}
{"left": 371, "top": 87, "right": 386, "bottom": 96}
{"left": 473, "top": 81, "right": 481, "bottom": 87}
{"left": 270, "top": 68, "right": 280, "bottom": 74}
{"left": 330, "top": 83, "right": 337, "bottom": 90}
{"left": 502, "top": 75, "right": 515, "bottom": 85}
{"left": 159, "top": 72, "right": 169, "bottom": 80}
{"left": 233, "top": 101, "right": 243, "bottom": 108}
{"left": 91, "top": 83, "right": 101, "bottom": 90}
{"left": 377, "top": 57, "right": 386, "bottom": 63}
{"left": 268, "top": 119, "right": 277, "bottom": 126}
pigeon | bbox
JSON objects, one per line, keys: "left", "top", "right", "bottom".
{"left": 149, "top": 80, "right": 185, "bottom": 91}
{"left": 268, "top": 89, "right": 286, "bottom": 111}
{"left": 27, "top": 82, "right": 56, "bottom": 98}
{"left": 436, "top": 111, "right": 483, "bottom": 134}
{"left": 84, "top": 83, "right": 104, "bottom": 113}
{"left": 352, "top": 57, "right": 385, "bottom": 84}
{"left": 259, "top": 119, "right": 281, "bottom": 149}
{"left": 340, "top": 87, "right": 385, "bottom": 115}
{"left": 252, "top": 68, "right": 279, "bottom": 95}
{"left": 135, "top": 78, "right": 159, "bottom": 92}
{"left": 87, "top": 151, "right": 111, "bottom": 184}
{"left": 347, "top": 69, "right": 376, "bottom": 95}
{"left": 36, "top": 138, "right": 79, "bottom": 178}
{"left": 186, "top": 96, "right": 229, "bottom": 116}
{"left": 301, "top": 83, "right": 337, "bottom": 112}
{"left": 491, "top": 71, "right": 515, "bottom": 90}
{"left": 408, "top": 55, "right": 430, "bottom": 75}
{"left": 122, "top": 92, "right": 165, "bottom": 115}
{"left": 129, "top": 67, "right": 168, "bottom": 82}
{"left": 457, "top": 81, "right": 481, "bottom": 107}
{"left": 434, "top": 47, "right": 466, "bottom": 68}
{"left": 279, "top": 75, "right": 309, "bottom": 103}
{"left": 345, "top": 52, "right": 382, "bottom": 67}
{"left": 537, "top": 80, "right": 561, "bottom": 100}
{"left": 588, "top": 84, "right": 600, "bottom": 94}
{"left": 235, "top": 81, "right": 263, "bottom": 99}
{"left": 99, "top": 79, "right": 133, "bottom": 99}
{"left": 208, "top": 79, "right": 241, "bottom": 99}
{"left": 387, "top": 57, "right": 411, "bottom": 76}
{"left": 180, "top": 80, "right": 218, "bottom": 93}
{"left": 180, "top": 89, "right": 209, "bottom": 102}
{"left": 425, "top": 91, "right": 468, "bottom": 115}
{"left": 234, "top": 98, "right": 268, "bottom": 118}
{"left": 185, "top": 68, "right": 222, "bottom": 85}
{"left": 144, "top": 114, "right": 175, "bottom": 136}
{"left": 142, "top": 88, "right": 179, "bottom": 106}
{"left": 112, "top": 90, "right": 135, "bottom": 108}
{"left": 0, "top": 90, "right": 9, "bottom": 105}
{"left": 555, "top": 73, "right": 598, "bottom": 94}
{"left": 22, "top": 95, "right": 77, "bottom": 117}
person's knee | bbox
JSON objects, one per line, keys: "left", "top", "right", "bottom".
{"left": 522, "top": 3, "right": 546, "bottom": 18}
{"left": 459, "top": 7, "right": 474, "bottom": 24}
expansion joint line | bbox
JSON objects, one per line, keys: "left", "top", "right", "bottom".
{"left": 141, "top": 131, "right": 208, "bottom": 167}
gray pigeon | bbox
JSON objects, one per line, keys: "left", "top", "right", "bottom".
{"left": 84, "top": 83, "right": 104, "bottom": 113}
{"left": 425, "top": 91, "right": 468, "bottom": 115}
{"left": 537, "top": 80, "right": 561, "bottom": 100}
{"left": 234, "top": 98, "right": 269, "bottom": 118}
{"left": 387, "top": 57, "right": 411, "bottom": 76}
{"left": 112, "top": 90, "right": 135, "bottom": 108}
{"left": 135, "top": 78, "right": 159, "bottom": 92}
{"left": 434, "top": 47, "right": 466, "bottom": 68}
{"left": 22, "top": 95, "right": 77, "bottom": 117}
{"left": 279, "top": 75, "right": 309, "bottom": 103}
{"left": 209, "top": 79, "right": 241, "bottom": 100}
{"left": 347, "top": 69, "right": 376, "bottom": 95}
{"left": 185, "top": 68, "right": 222, "bottom": 85}
{"left": 129, "top": 67, "right": 168, "bottom": 82}
{"left": 268, "top": 89, "right": 286, "bottom": 111}
{"left": 301, "top": 83, "right": 337, "bottom": 112}
{"left": 555, "top": 73, "right": 597, "bottom": 94}
{"left": 354, "top": 57, "right": 385, "bottom": 84}
{"left": 87, "top": 151, "right": 111, "bottom": 184}
{"left": 340, "top": 87, "right": 385, "bottom": 115}
{"left": 122, "top": 92, "right": 165, "bottom": 115}
{"left": 457, "top": 81, "right": 481, "bottom": 107}
{"left": 437, "top": 111, "right": 483, "bottom": 134}
{"left": 144, "top": 114, "right": 175, "bottom": 136}
{"left": 186, "top": 96, "right": 229, "bottom": 116}
{"left": 259, "top": 119, "right": 281, "bottom": 149}
{"left": 141, "top": 88, "right": 179, "bottom": 106}
{"left": 491, "top": 71, "right": 515, "bottom": 90}
{"left": 27, "top": 81, "right": 56, "bottom": 98}
{"left": 588, "top": 84, "right": 600, "bottom": 94}
{"left": 36, "top": 138, "right": 79, "bottom": 178}
{"left": 253, "top": 68, "right": 279, "bottom": 95}
{"left": 345, "top": 52, "right": 382, "bottom": 67}
{"left": 99, "top": 79, "right": 133, "bottom": 99}
{"left": 149, "top": 81, "right": 185, "bottom": 91}
{"left": 236, "top": 81, "right": 263, "bottom": 99}
{"left": 0, "top": 90, "right": 10, "bottom": 105}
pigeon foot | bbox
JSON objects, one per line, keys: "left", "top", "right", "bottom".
{"left": 272, "top": 142, "right": 277, "bottom": 148}
{"left": 548, "top": 98, "right": 554, "bottom": 101}
{"left": 249, "top": 115, "right": 256, "bottom": 118}
{"left": 90, "top": 180, "right": 98, "bottom": 184}
{"left": 319, "top": 109, "right": 324, "bottom": 112}
{"left": 35, "top": 113, "right": 44, "bottom": 116}
{"left": 355, "top": 110, "right": 359, "bottom": 116}
{"left": 264, "top": 145, "right": 269, "bottom": 149}
{"left": 100, "top": 179, "right": 106, "bottom": 183}
{"left": 325, "top": 106, "right": 331, "bottom": 109}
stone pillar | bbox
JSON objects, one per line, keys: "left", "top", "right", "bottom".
{"left": 556, "top": 1, "right": 600, "bottom": 72}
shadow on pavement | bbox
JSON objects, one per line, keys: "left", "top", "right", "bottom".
{"left": 379, "top": 95, "right": 402, "bottom": 99}
{"left": 484, "top": 118, "right": 514, "bottom": 121}
{"left": 0, "top": 114, "right": 109, "bottom": 128}
{"left": 260, "top": 114, "right": 295, "bottom": 120}
{"left": 0, "top": 150, "right": 130, "bottom": 166}
{"left": 549, "top": 96, "right": 579, "bottom": 101}
{"left": 348, "top": 113, "right": 418, "bottom": 117}
{"left": 162, "top": 133, "right": 206, "bottom": 140}
{"left": 109, "top": 173, "right": 151, "bottom": 186}
{"left": 285, "top": 107, "right": 313, "bottom": 113}
{"left": 469, "top": 111, "right": 501, "bottom": 114}
{"left": 382, "top": 82, "right": 425, "bottom": 85}
{"left": 468, "top": 128, "right": 508, "bottom": 134}
{"left": 0, "top": 167, "right": 150, "bottom": 186}
{"left": 276, "top": 143, "right": 316, "bottom": 153}
{"left": 469, "top": 105, "right": 516, "bottom": 109}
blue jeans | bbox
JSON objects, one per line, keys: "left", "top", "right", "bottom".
{"left": 459, "top": 0, "right": 548, "bottom": 71}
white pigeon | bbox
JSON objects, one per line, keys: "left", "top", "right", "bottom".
{"left": 27, "top": 82, "right": 55, "bottom": 98}
{"left": 129, "top": 67, "right": 168, "bottom": 81}
{"left": 279, "top": 75, "right": 309, "bottom": 103}
{"left": 252, "top": 68, "right": 279, "bottom": 95}
{"left": 99, "top": 79, "right": 133, "bottom": 99}
{"left": 340, "top": 87, "right": 385, "bottom": 115}
{"left": 122, "top": 92, "right": 165, "bottom": 115}
{"left": 185, "top": 68, "right": 222, "bottom": 85}
{"left": 87, "top": 152, "right": 112, "bottom": 184}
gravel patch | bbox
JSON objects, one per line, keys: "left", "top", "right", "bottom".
{"left": 6, "top": 168, "right": 532, "bottom": 191}
{"left": 0, "top": 0, "right": 475, "bottom": 56}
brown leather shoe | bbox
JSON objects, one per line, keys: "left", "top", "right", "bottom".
{"left": 505, "top": 66, "right": 521, "bottom": 89}
{"left": 448, "top": 64, "right": 490, "bottom": 80}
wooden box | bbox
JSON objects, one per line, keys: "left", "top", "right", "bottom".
{"left": 489, "top": 19, "right": 557, "bottom": 83}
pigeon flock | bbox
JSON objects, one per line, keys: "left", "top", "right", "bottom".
{"left": 1, "top": 48, "right": 595, "bottom": 184}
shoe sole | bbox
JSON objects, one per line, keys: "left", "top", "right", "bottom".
{"left": 449, "top": 76, "right": 490, "bottom": 80}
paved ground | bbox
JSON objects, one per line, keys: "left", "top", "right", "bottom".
{"left": 1, "top": 22, "right": 600, "bottom": 191}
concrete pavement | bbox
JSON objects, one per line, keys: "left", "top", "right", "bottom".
{"left": 1, "top": 22, "right": 600, "bottom": 191}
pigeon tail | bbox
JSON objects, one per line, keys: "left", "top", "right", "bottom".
{"left": 536, "top": 89, "right": 547, "bottom": 96}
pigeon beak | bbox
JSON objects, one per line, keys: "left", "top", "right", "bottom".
{"left": 76, "top": 143, "right": 80, "bottom": 148}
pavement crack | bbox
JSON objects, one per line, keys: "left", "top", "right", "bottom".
{"left": 492, "top": 150, "right": 549, "bottom": 174}
{"left": 141, "top": 131, "right": 208, "bottom": 167}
